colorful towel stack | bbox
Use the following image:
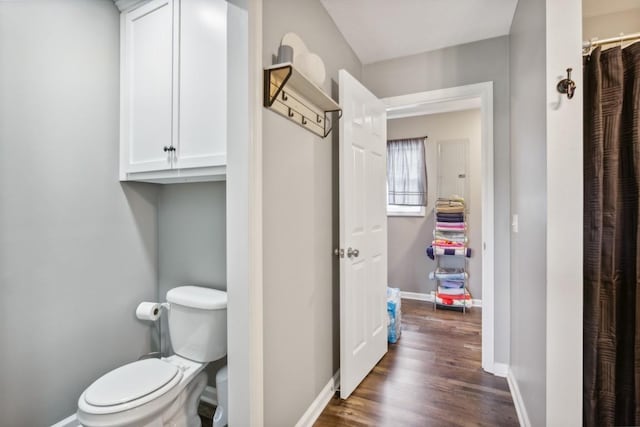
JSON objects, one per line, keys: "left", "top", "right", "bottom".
{"left": 428, "top": 198, "right": 472, "bottom": 310}
{"left": 435, "top": 199, "right": 465, "bottom": 230}
{"left": 426, "top": 198, "right": 470, "bottom": 258}
{"left": 429, "top": 267, "right": 467, "bottom": 297}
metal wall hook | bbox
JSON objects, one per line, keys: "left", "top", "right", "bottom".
{"left": 282, "top": 91, "right": 288, "bottom": 101}
{"left": 302, "top": 117, "right": 307, "bottom": 125}
{"left": 287, "top": 107, "right": 294, "bottom": 117}
{"left": 557, "top": 68, "right": 576, "bottom": 99}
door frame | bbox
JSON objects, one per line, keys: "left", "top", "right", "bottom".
{"left": 226, "top": 0, "right": 264, "bottom": 426}
{"left": 383, "top": 82, "right": 498, "bottom": 374}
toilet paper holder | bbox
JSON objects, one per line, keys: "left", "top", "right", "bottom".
{"left": 136, "top": 302, "right": 170, "bottom": 360}
{"left": 136, "top": 302, "right": 170, "bottom": 322}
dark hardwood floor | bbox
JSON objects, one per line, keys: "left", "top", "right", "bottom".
{"left": 199, "top": 401, "right": 215, "bottom": 427}
{"left": 314, "top": 299, "right": 518, "bottom": 427}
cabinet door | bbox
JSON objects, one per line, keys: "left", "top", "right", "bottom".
{"left": 123, "top": 0, "right": 174, "bottom": 173}
{"left": 176, "top": 0, "right": 227, "bottom": 170}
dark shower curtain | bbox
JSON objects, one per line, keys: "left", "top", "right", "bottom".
{"left": 583, "top": 42, "right": 640, "bottom": 427}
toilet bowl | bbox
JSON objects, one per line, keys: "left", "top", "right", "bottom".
{"left": 77, "top": 356, "right": 207, "bottom": 427}
{"left": 77, "top": 286, "right": 227, "bottom": 427}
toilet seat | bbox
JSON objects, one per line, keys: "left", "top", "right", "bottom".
{"left": 85, "top": 359, "right": 180, "bottom": 407}
{"left": 78, "top": 359, "right": 183, "bottom": 416}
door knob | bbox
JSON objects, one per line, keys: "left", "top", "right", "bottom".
{"left": 347, "top": 247, "right": 360, "bottom": 258}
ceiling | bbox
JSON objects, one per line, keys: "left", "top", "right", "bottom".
{"left": 320, "top": 0, "right": 519, "bottom": 65}
{"left": 583, "top": 0, "right": 640, "bottom": 18}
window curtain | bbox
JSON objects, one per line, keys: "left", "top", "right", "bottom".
{"left": 387, "top": 138, "right": 427, "bottom": 206}
{"left": 583, "top": 42, "right": 640, "bottom": 427}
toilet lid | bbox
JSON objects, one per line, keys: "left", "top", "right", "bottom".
{"left": 84, "top": 359, "right": 180, "bottom": 407}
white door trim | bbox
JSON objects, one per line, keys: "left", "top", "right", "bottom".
{"left": 383, "top": 82, "right": 497, "bottom": 374}
{"left": 247, "top": 1, "right": 264, "bottom": 426}
{"left": 226, "top": 0, "right": 264, "bottom": 426}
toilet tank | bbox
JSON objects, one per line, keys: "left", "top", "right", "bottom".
{"left": 166, "top": 286, "right": 227, "bottom": 363}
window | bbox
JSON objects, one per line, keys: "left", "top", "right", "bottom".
{"left": 387, "top": 137, "right": 427, "bottom": 217}
{"left": 387, "top": 203, "right": 425, "bottom": 216}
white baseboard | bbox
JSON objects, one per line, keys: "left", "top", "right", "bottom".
{"left": 50, "top": 413, "right": 80, "bottom": 427}
{"left": 492, "top": 362, "right": 508, "bottom": 378}
{"left": 400, "top": 291, "right": 433, "bottom": 302}
{"left": 507, "top": 368, "right": 531, "bottom": 427}
{"left": 50, "top": 386, "right": 219, "bottom": 427}
{"left": 400, "top": 291, "right": 482, "bottom": 307}
{"left": 294, "top": 370, "right": 340, "bottom": 427}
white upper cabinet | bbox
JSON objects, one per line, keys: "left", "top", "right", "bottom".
{"left": 123, "top": 0, "right": 173, "bottom": 174}
{"left": 120, "top": 0, "right": 227, "bottom": 183}
{"left": 178, "top": 0, "right": 227, "bottom": 170}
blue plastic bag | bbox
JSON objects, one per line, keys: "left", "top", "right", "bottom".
{"left": 387, "top": 287, "right": 402, "bottom": 343}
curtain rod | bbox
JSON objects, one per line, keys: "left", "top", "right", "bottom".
{"left": 388, "top": 136, "right": 428, "bottom": 141}
{"left": 583, "top": 32, "right": 640, "bottom": 51}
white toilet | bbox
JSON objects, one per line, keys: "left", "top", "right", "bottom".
{"left": 77, "top": 286, "right": 227, "bottom": 427}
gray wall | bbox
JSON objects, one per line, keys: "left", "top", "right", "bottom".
{"left": 387, "top": 110, "right": 482, "bottom": 298}
{"left": 262, "top": 0, "right": 361, "bottom": 425}
{"left": 509, "top": 0, "right": 547, "bottom": 425}
{"left": 158, "top": 183, "right": 227, "bottom": 299}
{"left": 157, "top": 182, "right": 227, "bottom": 386}
{"left": 0, "top": 1, "right": 159, "bottom": 425}
{"left": 363, "top": 36, "right": 510, "bottom": 364}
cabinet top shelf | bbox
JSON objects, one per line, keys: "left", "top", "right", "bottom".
{"left": 264, "top": 62, "right": 340, "bottom": 112}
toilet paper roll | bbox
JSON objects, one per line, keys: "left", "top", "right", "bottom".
{"left": 136, "top": 302, "right": 161, "bottom": 321}
{"left": 276, "top": 44, "right": 293, "bottom": 64}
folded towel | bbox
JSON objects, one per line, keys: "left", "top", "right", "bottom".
{"left": 440, "top": 280, "right": 465, "bottom": 288}
{"left": 436, "top": 222, "right": 466, "bottom": 230}
{"left": 436, "top": 212, "right": 465, "bottom": 219}
{"left": 429, "top": 267, "right": 468, "bottom": 281}
{"left": 435, "top": 292, "right": 472, "bottom": 307}
{"left": 438, "top": 286, "right": 466, "bottom": 295}
{"left": 426, "top": 246, "right": 472, "bottom": 259}
{"left": 436, "top": 199, "right": 464, "bottom": 207}
{"left": 432, "top": 239, "right": 466, "bottom": 249}
{"left": 435, "top": 216, "right": 465, "bottom": 223}
{"left": 433, "top": 231, "right": 467, "bottom": 242}
{"left": 436, "top": 206, "right": 464, "bottom": 214}
{"left": 437, "top": 196, "right": 465, "bottom": 203}
{"left": 434, "top": 267, "right": 466, "bottom": 274}
{"left": 430, "top": 273, "right": 467, "bottom": 281}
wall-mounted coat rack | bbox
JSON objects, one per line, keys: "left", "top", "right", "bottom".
{"left": 264, "top": 63, "right": 342, "bottom": 138}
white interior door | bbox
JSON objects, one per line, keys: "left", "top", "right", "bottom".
{"left": 437, "top": 139, "right": 469, "bottom": 202}
{"left": 339, "top": 69, "right": 388, "bottom": 399}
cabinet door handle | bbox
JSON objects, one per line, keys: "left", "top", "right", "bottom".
{"left": 163, "top": 146, "right": 176, "bottom": 152}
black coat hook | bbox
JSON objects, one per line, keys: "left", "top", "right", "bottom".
{"left": 557, "top": 68, "right": 576, "bottom": 99}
